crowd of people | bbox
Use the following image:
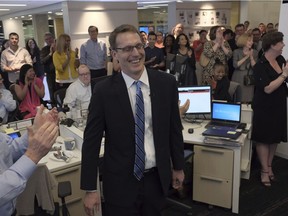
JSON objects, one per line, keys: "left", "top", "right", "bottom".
{"left": 0, "top": 21, "right": 281, "bottom": 122}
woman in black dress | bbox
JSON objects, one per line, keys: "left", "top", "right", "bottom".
{"left": 173, "top": 33, "right": 197, "bottom": 86}
{"left": 252, "top": 31, "right": 288, "bottom": 187}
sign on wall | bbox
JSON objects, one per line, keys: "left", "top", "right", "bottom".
{"left": 177, "top": 9, "right": 230, "bottom": 27}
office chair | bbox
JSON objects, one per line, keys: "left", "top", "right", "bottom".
{"left": 9, "top": 83, "right": 21, "bottom": 101}
{"left": 58, "top": 181, "right": 71, "bottom": 216}
{"left": 229, "top": 81, "right": 241, "bottom": 103}
{"left": 7, "top": 100, "right": 20, "bottom": 122}
{"left": 53, "top": 88, "right": 67, "bottom": 109}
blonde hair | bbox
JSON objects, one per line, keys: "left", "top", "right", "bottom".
{"left": 55, "top": 34, "right": 71, "bottom": 53}
{"left": 236, "top": 33, "right": 252, "bottom": 48}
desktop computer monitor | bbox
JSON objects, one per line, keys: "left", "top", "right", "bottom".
{"left": 178, "top": 85, "right": 211, "bottom": 115}
{"left": 139, "top": 26, "right": 149, "bottom": 34}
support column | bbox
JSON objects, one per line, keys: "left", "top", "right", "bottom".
{"left": 32, "top": 14, "right": 49, "bottom": 48}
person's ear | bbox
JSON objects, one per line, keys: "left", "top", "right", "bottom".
{"left": 111, "top": 49, "right": 118, "bottom": 60}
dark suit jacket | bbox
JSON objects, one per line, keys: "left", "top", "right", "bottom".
{"left": 81, "top": 68, "right": 184, "bottom": 206}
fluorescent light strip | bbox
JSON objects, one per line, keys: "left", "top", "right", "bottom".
{"left": 138, "top": 1, "right": 169, "bottom": 4}
{"left": 0, "top": 4, "right": 26, "bottom": 7}
{"left": 0, "top": 9, "right": 10, "bottom": 11}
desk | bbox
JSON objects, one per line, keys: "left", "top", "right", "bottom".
{"left": 182, "top": 120, "right": 252, "bottom": 214}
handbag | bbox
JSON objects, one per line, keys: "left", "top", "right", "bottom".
{"left": 199, "top": 52, "right": 210, "bottom": 67}
{"left": 243, "top": 65, "right": 255, "bottom": 86}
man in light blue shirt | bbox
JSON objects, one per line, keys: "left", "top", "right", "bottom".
{"left": 0, "top": 74, "right": 16, "bottom": 123}
{"left": 0, "top": 106, "right": 59, "bottom": 216}
{"left": 80, "top": 26, "right": 107, "bottom": 79}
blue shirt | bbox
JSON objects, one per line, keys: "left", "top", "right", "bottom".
{"left": 80, "top": 39, "right": 107, "bottom": 70}
{"left": 0, "top": 87, "right": 17, "bottom": 123}
{"left": 0, "top": 133, "right": 36, "bottom": 216}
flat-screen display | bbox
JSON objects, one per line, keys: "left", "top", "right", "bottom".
{"left": 178, "top": 86, "right": 211, "bottom": 115}
{"left": 7, "top": 131, "right": 21, "bottom": 139}
{"left": 139, "top": 26, "right": 149, "bottom": 34}
{"left": 211, "top": 101, "right": 241, "bottom": 123}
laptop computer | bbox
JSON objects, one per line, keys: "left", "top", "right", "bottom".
{"left": 205, "top": 101, "right": 241, "bottom": 129}
{"left": 202, "top": 128, "right": 241, "bottom": 140}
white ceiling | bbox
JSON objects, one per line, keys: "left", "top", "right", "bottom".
{"left": 0, "top": 1, "right": 63, "bottom": 17}
{"left": 0, "top": 0, "right": 170, "bottom": 18}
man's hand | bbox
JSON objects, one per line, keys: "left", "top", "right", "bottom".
{"left": 32, "top": 105, "right": 59, "bottom": 133}
{"left": 179, "top": 99, "right": 190, "bottom": 116}
{"left": 172, "top": 169, "right": 185, "bottom": 190}
{"left": 25, "top": 121, "right": 59, "bottom": 163}
{"left": 83, "top": 191, "right": 101, "bottom": 216}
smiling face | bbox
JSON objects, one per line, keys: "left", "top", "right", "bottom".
{"left": 178, "top": 35, "right": 188, "bottom": 46}
{"left": 213, "top": 65, "right": 225, "bottom": 80}
{"left": 89, "top": 26, "right": 98, "bottom": 41}
{"left": 272, "top": 41, "right": 285, "bottom": 56}
{"left": 78, "top": 65, "right": 91, "bottom": 86}
{"left": 112, "top": 32, "right": 145, "bottom": 80}
{"left": 245, "top": 37, "right": 253, "bottom": 49}
{"left": 26, "top": 68, "right": 36, "bottom": 81}
{"left": 28, "top": 39, "right": 35, "bottom": 49}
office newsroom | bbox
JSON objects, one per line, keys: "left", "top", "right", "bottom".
{"left": 1, "top": 0, "right": 288, "bottom": 215}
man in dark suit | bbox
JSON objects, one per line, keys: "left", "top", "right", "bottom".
{"left": 81, "top": 24, "right": 185, "bottom": 216}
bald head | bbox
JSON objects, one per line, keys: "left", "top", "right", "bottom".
{"left": 78, "top": 64, "right": 91, "bottom": 86}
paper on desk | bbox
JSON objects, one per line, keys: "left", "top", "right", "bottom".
{"left": 204, "top": 135, "right": 245, "bottom": 147}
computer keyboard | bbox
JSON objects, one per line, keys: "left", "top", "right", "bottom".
{"left": 206, "top": 121, "right": 238, "bottom": 129}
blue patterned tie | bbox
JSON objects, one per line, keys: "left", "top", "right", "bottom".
{"left": 134, "top": 81, "right": 145, "bottom": 180}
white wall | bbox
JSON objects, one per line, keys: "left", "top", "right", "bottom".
{"left": 245, "top": 1, "right": 281, "bottom": 29}
{"left": 62, "top": 1, "right": 138, "bottom": 51}
{"left": 278, "top": 2, "right": 288, "bottom": 59}
{"left": 2, "top": 19, "right": 25, "bottom": 47}
{"left": 275, "top": 2, "right": 288, "bottom": 159}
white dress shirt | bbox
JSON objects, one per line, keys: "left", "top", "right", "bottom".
{"left": 63, "top": 78, "right": 92, "bottom": 110}
{"left": 121, "top": 68, "right": 156, "bottom": 169}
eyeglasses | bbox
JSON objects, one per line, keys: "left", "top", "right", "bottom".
{"left": 115, "top": 43, "right": 144, "bottom": 53}
{"left": 79, "top": 73, "right": 91, "bottom": 77}
{"left": 0, "top": 78, "right": 3, "bottom": 81}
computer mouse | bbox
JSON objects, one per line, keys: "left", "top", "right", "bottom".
{"left": 188, "top": 128, "right": 194, "bottom": 134}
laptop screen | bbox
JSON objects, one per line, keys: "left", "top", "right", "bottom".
{"left": 211, "top": 101, "right": 241, "bottom": 123}
{"left": 178, "top": 86, "right": 211, "bottom": 114}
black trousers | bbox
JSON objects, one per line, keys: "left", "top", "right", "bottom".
{"left": 11, "top": 209, "right": 17, "bottom": 216}
{"left": 90, "top": 68, "right": 107, "bottom": 79}
{"left": 104, "top": 169, "right": 166, "bottom": 216}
